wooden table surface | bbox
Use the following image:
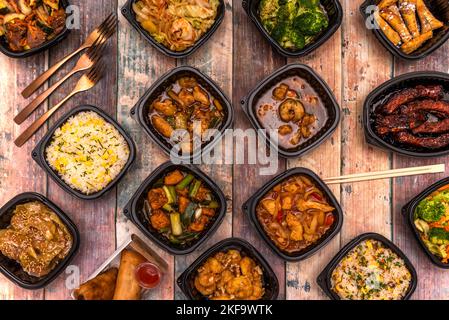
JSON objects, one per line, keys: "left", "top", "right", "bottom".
{"left": 0, "top": 0, "right": 448, "bottom": 300}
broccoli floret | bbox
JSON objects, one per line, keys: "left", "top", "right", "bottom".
{"left": 286, "top": 28, "right": 305, "bottom": 49}
{"left": 429, "top": 228, "right": 449, "bottom": 245}
{"left": 293, "top": 10, "right": 329, "bottom": 36}
{"left": 300, "top": 0, "right": 321, "bottom": 9}
{"left": 416, "top": 199, "right": 445, "bottom": 222}
{"left": 271, "top": 21, "right": 289, "bottom": 43}
{"left": 277, "top": 0, "right": 299, "bottom": 21}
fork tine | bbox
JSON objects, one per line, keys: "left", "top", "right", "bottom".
{"left": 97, "top": 14, "right": 117, "bottom": 39}
{"left": 97, "top": 13, "right": 115, "bottom": 35}
{"left": 88, "top": 62, "right": 105, "bottom": 83}
{"left": 87, "top": 39, "right": 107, "bottom": 62}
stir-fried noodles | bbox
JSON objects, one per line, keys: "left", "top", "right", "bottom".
{"left": 132, "top": 0, "right": 219, "bottom": 52}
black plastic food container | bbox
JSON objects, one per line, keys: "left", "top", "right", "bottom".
{"left": 363, "top": 71, "right": 449, "bottom": 157}
{"left": 402, "top": 177, "right": 449, "bottom": 269}
{"left": 242, "top": 0, "right": 343, "bottom": 58}
{"left": 241, "top": 63, "right": 340, "bottom": 159}
{"left": 121, "top": 0, "right": 225, "bottom": 58}
{"left": 123, "top": 161, "right": 227, "bottom": 255}
{"left": 243, "top": 167, "right": 343, "bottom": 262}
{"left": 0, "top": 0, "right": 71, "bottom": 58}
{"left": 317, "top": 233, "right": 418, "bottom": 300}
{"left": 177, "top": 237, "right": 279, "bottom": 300}
{"left": 130, "top": 66, "right": 234, "bottom": 161}
{"left": 360, "top": 0, "right": 449, "bottom": 60}
{"left": 0, "top": 192, "right": 80, "bottom": 289}
{"left": 32, "top": 105, "right": 136, "bottom": 200}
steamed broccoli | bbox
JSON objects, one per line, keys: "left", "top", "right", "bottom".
{"left": 416, "top": 199, "right": 445, "bottom": 222}
{"left": 429, "top": 228, "right": 449, "bottom": 245}
{"left": 293, "top": 10, "right": 328, "bottom": 36}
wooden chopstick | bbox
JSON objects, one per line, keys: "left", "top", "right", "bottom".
{"left": 323, "top": 164, "right": 445, "bottom": 185}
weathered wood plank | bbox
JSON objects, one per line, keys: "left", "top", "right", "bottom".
{"left": 0, "top": 50, "right": 48, "bottom": 301}
{"left": 339, "top": 0, "right": 393, "bottom": 251}
{"left": 393, "top": 43, "right": 449, "bottom": 300}
{"left": 116, "top": 0, "right": 176, "bottom": 300}
{"left": 174, "top": 0, "right": 234, "bottom": 300}
{"left": 42, "top": 0, "right": 118, "bottom": 299}
{"left": 232, "top": 0, "right": 287, "bottom": 300}
{"left": 285, "top": 29, "right": 342, "bottom": 299}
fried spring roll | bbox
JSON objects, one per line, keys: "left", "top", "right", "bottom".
{"left": 378, "top": 0, "right": 398, "bottom": 9}
{"left": 401, "top": 30, "right": 433, "bottom": 53}
{"left": 399, "top": 0, "right": 420, "bottom": 38}
{"left": 374, "top": 10, "right": 402, "bottom": 45}
{"left": 380, "top": 6, "right": 413, "bottom": 43}
{"left": 74, "top": 268, "right": 118, "bottom": 300}
{"left": 113, "top": 249, "right": 147, "bottom": 300}
{"left": 416, "top": 0, "right": 444, "bottom": 31}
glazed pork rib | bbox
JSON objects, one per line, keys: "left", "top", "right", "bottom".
{"left": 375, "top": 112, "right": 426, "bottom": 136}
{"left": 404, "top": 99, "right": 449, "bottom": 117}
{"left": 412, "top": 119, "right": 449, "bottom": 135}
{"left": 396, "top": 131, "right": 449, "bottom": 149}
{"left": 382, "top": 85, "right": 443, "bottom": 114}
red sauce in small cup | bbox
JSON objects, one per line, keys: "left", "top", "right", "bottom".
{"left": 135, "top": 262, "right": 161, "bottom": 289}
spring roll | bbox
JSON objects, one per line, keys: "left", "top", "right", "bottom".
{"left": 399, "top": 0, "right": 420, "bottom": 38}
{"left": 416, "top": 0, "right": 444, "bottom": 31}
{"left": 74, "top": 268, "right": 118, "bottom": 300}
{"left": 375, "top": 10, "right": 402, "bottom": 45}
{"left": 378, "top": 0, "right": 398, "bottom": 9}
{"left": 401, "top": 30, "right": 433, "bottom": 53}
{"left": 380, "top": 5, "right": 413, "bottom": 43}
{"left": 113, "top": 249, "right": 147, "bottom": 300}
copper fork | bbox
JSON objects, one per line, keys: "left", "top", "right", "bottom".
{"left": 14, "top": 40, "right": 107, "bottom": 125}
{"left": 15, "top": 62, "right": 106, "bottom": 148}
{"left": 21, "top": 13, "right": 116, "bottom": 98}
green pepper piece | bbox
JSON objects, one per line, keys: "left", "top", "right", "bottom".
{"left": 182, "top": 202, "right": 197, "bottom": 226}
{"left": 176, "top": 174, "right": 194, "bottom": 190}
{"left": 189, "top": 180, "right": 202, "bottom": 198}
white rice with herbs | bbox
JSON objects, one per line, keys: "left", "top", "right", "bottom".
{"left": 45, "top": 111, "right": 130, "bottom": 195}
{"left": 330, "top": 239, "right": 412, "bottom": 300}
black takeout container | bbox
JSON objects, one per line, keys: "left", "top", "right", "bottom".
{"left": 121, "top": 0, "right": 225, "bottom": 58}
{"left": 0, "top": 192, "right": 80, "bottom": 289}
{"left": 243, "top": 167, "right": 343, "bottom": 262}
{"left": 123, "top": 161, "right": 227, "bottom": 255}
{"left": 360, "top": 0, "right": 449, "bottom": 60}
{"left": 32, "top": 105, "right": 136, "bottom": 200}
{"left": 177, "top": 237, "right": 279, "bottom": 300}
{"left": 130, "top": 66, "right": 234, "bottom": 161}
{"left": 317, "top": 233, "right": 418, "bottom": 300}
{"left": 363, "top": 71, "right": 449, "bottom": 158}
{"left": 242, "top": 0, "right": 343, "bottom": 58}
{"left": 241, "top": 63, "right": 340, "bottom": 159}
{"left": 402, "top": 176, "right": 449, "bottom": 269}
{"left": 0, "top": 0, "right": 71, "bottom": 58}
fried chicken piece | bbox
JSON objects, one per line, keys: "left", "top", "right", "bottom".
{"left": 148, "top": 188, "right": 168, "bottom": 210}
{"left": 164, "top": 170, "right": 184, "bottom": 185}
{"left": 150, "top": 209, "right": 170, "bottom": 230}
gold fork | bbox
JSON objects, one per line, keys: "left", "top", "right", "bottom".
{"left": 21, "top": 13, "right": 116, "bottom": 98}
{"left": 14, "top": 40, "right": 107, "bottom": 125}
{"left": 15, "top": 62, "right": 106, "bottom": 148}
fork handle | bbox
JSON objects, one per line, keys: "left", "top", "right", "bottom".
{"left": 15, "top": 68, "right": 80, "bottom": 125}
{"left": 21, "top": 45, "right": 87, "bottom": 99}
{"left": 14, "top": 91, "right": 76, "bottom": 147}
